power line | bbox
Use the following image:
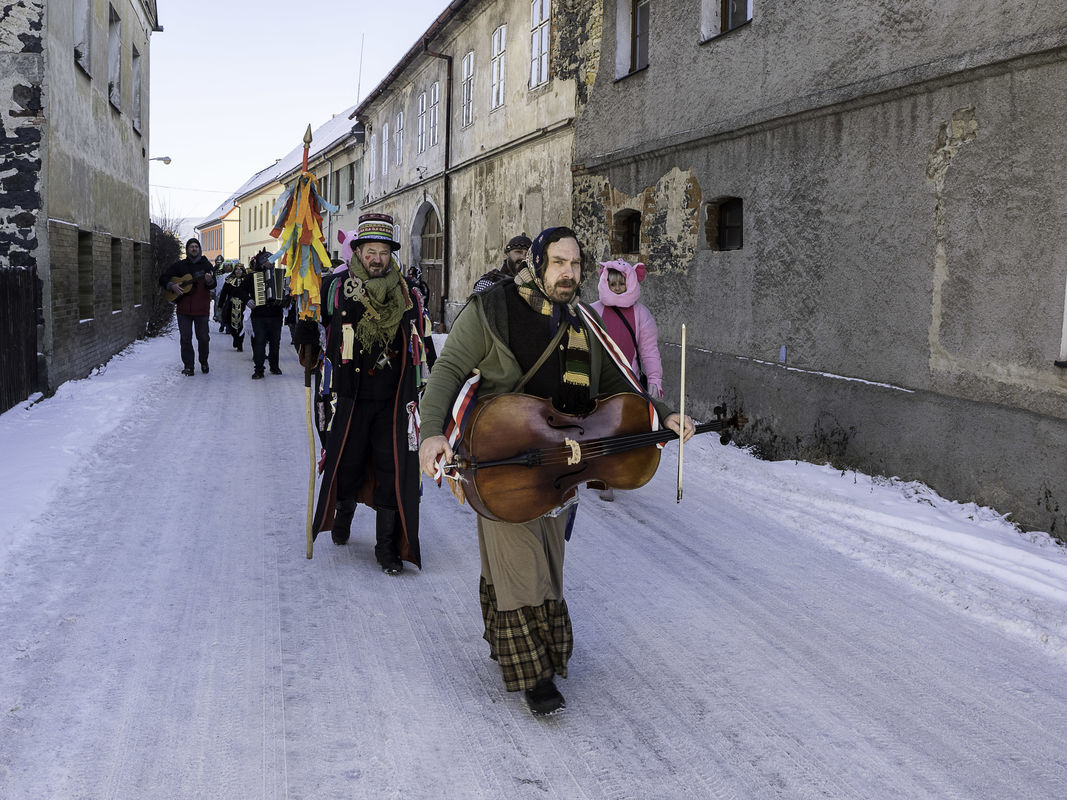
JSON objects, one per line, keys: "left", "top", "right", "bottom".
{"left": 150, "top": 183, "right": 234, "bottom": 194}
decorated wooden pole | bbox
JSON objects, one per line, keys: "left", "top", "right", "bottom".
{"left": 267, "top": 124, "right": 339, "bottom": 558}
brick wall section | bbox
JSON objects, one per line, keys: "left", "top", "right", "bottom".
{"left": 47, "top": 222, "right": 153, "bottom": 387}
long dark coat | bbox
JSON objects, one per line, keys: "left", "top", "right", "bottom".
{"left": 310, "top": 271, "right": 431, "bottom": 569}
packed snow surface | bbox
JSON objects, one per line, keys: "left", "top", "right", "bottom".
{"left": 2, "top": 329, "right": 1065, "bottom": 799}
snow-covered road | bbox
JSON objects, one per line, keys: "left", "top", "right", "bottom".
{"left": 2, "top": 329, "right": 1066, "bottom": 799}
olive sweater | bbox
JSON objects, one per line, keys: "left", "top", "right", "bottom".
{"left": 419, "top": 281, "right": 671, "bottom": 438}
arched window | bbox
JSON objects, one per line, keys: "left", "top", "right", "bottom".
{"left": 419, "top": 210, "right": 444, "bottom": 327}
{"left": 421, "top": 211, "right": 443, "bottom": 262}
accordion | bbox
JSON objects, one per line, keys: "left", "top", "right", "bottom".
{"left": 253, "top": 265, "right": 285, "bottom": 307}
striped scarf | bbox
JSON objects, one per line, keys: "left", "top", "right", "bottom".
{"left": 514, "top": 264, "right": 590, "bottom": 395}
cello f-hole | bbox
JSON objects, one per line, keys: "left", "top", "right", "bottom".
{"left": 545, "top": 415, "right": 585, "bottom": 435}
{"left": 552, "top": 466, "right": 587, "bottom": 490}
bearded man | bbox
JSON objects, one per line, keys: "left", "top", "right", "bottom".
{"left": 419, "top": 226, "right": 693, "bottom": 715}
{"left": 472, "top": 233, "right": 532, "bottom": 293}
{"left": 295, "top": 213, "right": 434, "bottom": 575}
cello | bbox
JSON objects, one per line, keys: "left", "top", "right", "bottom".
{"left": 446, "top": 392, "right": 746, "bottom": 523}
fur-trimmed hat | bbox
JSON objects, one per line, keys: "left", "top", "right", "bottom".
{"left": 352, "top": 212, "right": 401, "bottom": 251}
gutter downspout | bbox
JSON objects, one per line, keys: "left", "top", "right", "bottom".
{"left": 322, "top": 153, "right": 335, "bottom": 255}
{"left": 424, "top": 41, "right": 452, "bottom": 329}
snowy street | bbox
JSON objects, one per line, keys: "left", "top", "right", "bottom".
{"left": 2, "top": 329, "right": 1066, "bottom": 799}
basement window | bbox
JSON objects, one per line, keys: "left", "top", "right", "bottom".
{"left": 613, "top": 210, "right": 642, "bottom": 255}
{"left": 706, "top": 197, "right": 743, "bottom": 251}
{"left": 111, "top": 237, "right": 123, "bottom": 312}
{"left": 78, "top": 230, "right": 94, "bottom": 320}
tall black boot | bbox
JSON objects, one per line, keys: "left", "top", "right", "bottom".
{"left": 375, "top": 510, "right": 403, "bottom": 575}
{"left": 332, "top": 498, "right": 356, "bottom": 545}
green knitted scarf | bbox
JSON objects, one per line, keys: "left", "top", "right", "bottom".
{"left": 344, "top": 261, "right": 409, "bottom": 351}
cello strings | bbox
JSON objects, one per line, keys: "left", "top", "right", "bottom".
{"left": 470, "top": 421, "right": 726, "bottom": 469}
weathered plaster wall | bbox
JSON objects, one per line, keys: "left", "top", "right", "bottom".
{"left": 449, "top": 129, "right": 574, "bottom": 292}
{"left": 359, "top": 0, "right": 602, "bottom": 328}
{"left": 577, "top": 0, "right": 1067, "bottom": 167}
{"left": 573, "top": 1, "right": 1067, "bottom": 536}
{"left": 39, "top": 0, "right": 156, "bottom": 390}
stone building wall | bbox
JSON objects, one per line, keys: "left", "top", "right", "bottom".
{"left": 572, "top": 1, "right": 1067, "bottom": 537}
{"left": 358, "top": 0, "right": 600, "bottom": 328}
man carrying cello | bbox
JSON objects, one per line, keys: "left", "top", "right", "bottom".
{"left": 418, "top": 226, "right": 694, "bottom": 716}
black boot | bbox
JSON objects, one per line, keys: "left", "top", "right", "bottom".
{"left": 375, "top": 510, "right": 403, "bottom": 575}
{"left": 332, "top": 498, "right": 356, "bottom": 545}
{"left": 525, "top": 678, "right": 565, "bottom": 715}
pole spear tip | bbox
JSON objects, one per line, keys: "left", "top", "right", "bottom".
{"left": 303, "top": 124, "right": 313, "bottom": 146}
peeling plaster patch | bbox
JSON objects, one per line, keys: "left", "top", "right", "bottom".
{"left": 924, "top": 108, "right": 1066, "bottom": 399}
{"left": 927, "top": 107, "right": 978, "bottom": 370}
{"left": 0, "top": 2, "right": 44, "bottom": 51}
{"left": 552, "top": 0, "right": 602, "bottom": 106}
{"left": 573, "top": 166, "right": 701, "bottom": 273}
{"left": 0, "top": 0, "right": 45, "bottom": 269}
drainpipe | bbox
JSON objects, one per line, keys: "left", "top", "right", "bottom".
{"left": 424, "top": 41, "right": 452, "bottom": 329}
{"left": 322, "top": 153, "right": 335, "bottom": 256}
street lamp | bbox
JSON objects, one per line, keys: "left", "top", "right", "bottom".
{"left": 149, "top": 156, "right": 172, "bottom": 165}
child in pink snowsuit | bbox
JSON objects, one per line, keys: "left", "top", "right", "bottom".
{"left": 591, "top": 258, "right": 664, "bottom": 399}
{"left": 591, "top": 258, "right": 664, "bottom": 501}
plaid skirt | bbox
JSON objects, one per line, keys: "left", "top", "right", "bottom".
{"left": 480, "top": 577, "right": 574, "bottom": 692}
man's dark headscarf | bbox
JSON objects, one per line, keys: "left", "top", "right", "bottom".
{"left": 529, "top": 226, "right": 582, "bottom": 278}
{"left": 514, "top": 226, "right": 591, "bottom": 410}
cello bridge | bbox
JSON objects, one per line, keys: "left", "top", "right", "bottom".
{"left": 564, "top": 437, "right": 582, "bottom": 465}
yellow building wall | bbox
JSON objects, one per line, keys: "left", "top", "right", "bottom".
{"left": 239, "top": 184, "right": 284, "bottom": 265}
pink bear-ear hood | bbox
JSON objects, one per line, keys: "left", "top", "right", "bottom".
{"left": 596, "top": 258, "right": 645, "bottom": 308}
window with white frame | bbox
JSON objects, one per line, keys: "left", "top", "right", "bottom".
{"left": 107, "top": 5, "right": 121, "bottom": 107}
{"left": 417, "top": 92, "right": 427, "bottom": 154}
{"left": 461, "top": 51, "right": 474, "bottom": 126}
{"left": 369, "top": 133, "right": 376, "bottom": 181}
{"left": 74, "top": 0, "right": 91, "bottom": 73}
{"left": 615, "top": 0, "right": 649, "bottom": 77}
{"left": 530, "top": 0, "right": 551, "bottom": 88}
{"left": 429, "top": 82, "right": 440, "bottom": 145}
{"left": 347, "top": 163, "right": 355, "bottom": 203}
{"left": 702, "top": 0, "right": 753, "bottom": 40}
{"left": 395, "top": 112, "right": 404, "bottom": 166}
{"left": 131, "top": 45, "right": 142, "bottom": 132}
{"left": 381, "top": 122, "right": 389, "bottom": 176}
{"left": 491, "top": 26, "right": 506, "bottom": 109}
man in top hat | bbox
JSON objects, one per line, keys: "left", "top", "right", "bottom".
{"left": 294, "top": 212, "right": 434, "bottom": 575}
{"left": 472, "top": 233, "right": 532, "bottom": 293}
{"left": 418, "top": 226, "right": 694, "bottom": 715}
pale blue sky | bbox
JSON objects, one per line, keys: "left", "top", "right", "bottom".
{"left": 149, "top": 0, "right": 452, "bottom": 235}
